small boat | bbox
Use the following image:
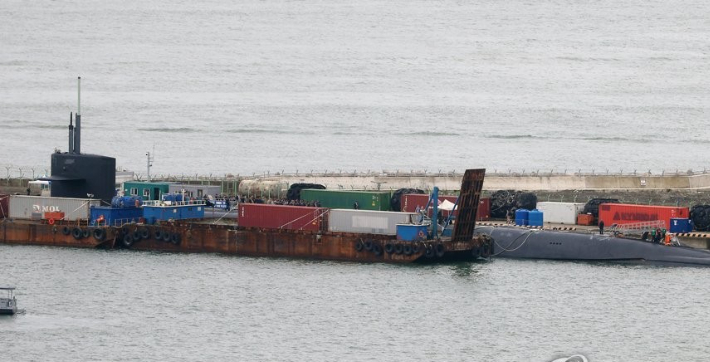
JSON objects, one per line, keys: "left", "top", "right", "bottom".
{"left": 0, "top": 287, "right": 18, "bottom": 315}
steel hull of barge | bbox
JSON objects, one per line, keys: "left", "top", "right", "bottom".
{"left": 475, "top": 225, "right": 710, "bottom": 266}
{"left": 0, "top": 169, "right": 490, "bottom": 264}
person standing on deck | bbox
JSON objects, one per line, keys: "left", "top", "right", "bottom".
{"left": 599, "top": 220, "right": 605, "bottom": 235}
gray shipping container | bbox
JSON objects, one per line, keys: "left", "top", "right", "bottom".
{"left": 9, "top": 195, "right": 102, "bottom": 220}
{"left": 327, "top": 209, "right": 417, "bottom": 235}
{"left": 536, "top": 202, "right": 586, "bottom": 224}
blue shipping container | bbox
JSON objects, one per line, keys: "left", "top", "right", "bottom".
{"left": 528, "top": 209, "right": 543, "bottom": 227}
{"left": 91, "top": 206, "right": 143, "bottom": 226}
{"left": 670, "top": 218, "right": 693, "bottom": 233}
{"left": 396, "top": 224, "right": 428, "bottom": 241}
{"left": 515, "top": 209, "right": 529, "bottom": 226}
{"left": 143, "top": 204, "right": 205, "bottom": 224}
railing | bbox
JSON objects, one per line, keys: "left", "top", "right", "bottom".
{"left": 142, "top": 200, "right": 207, "bottom": 207}
{"left": 607, "top": 220, "right": 666, "bottom": 233}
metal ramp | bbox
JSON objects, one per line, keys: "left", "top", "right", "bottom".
{"left": 451, "top": 169, "right": 486, "bottom": 242}
{"left": 607, "top": 220, "right": 666, "bottom": 234}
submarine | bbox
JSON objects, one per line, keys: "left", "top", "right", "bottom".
{"left": 475, "top": 225, "right": 710, "bottom": 266}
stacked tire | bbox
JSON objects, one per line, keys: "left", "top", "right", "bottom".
{"left": 286, "top": 183, "right": 325, "bottom": 201}
{"left": 490, "top": 190, "right": 538, "bottom": 218}
{"left": 690, "top": 205, "right": 710, "bottom": 231}
{"left": 390, "top": 188, "right": 425, "bottom": 211}
{"left": 583, "top": 198, "right": 620, "bottom": 219}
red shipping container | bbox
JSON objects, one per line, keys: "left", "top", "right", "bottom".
{"left": 598, "top": 203, "right": 689, "bottom": 230}
{"left": 477, "top": 197, "right": 491, "bottom": 221}
{"left": 577, "top": 214, "right": 594, "bottom": 225}
{"left": 238, "top": 203, "right": 327, "bottom": 231}
{"left": 0, "top": 194, "right": 8, "bottom": 219}
{"left": 400, "top": 194, "right": 490, "bottom": 220}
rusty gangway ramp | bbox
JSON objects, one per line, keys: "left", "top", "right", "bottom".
{"left": 451, "top": 169, "right": 486, "bottom": 242}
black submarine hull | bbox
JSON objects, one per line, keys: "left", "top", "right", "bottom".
{"left": 475, "top": 226, "right": 710, "bottom": 266}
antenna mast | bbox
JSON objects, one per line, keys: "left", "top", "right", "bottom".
{"left": 146, "top": 146, "right": 155, "bottom": 181}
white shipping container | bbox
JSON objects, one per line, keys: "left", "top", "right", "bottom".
{"left": 536, "top": 202, "right": 585, "bottom": 224}
{"left": 9, "top": 195, "right": 102, "bottom": 220}
{"left": 328, "top": 209, "right": 417, "bottom": 235}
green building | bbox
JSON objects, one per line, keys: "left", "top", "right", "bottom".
{"left": 123, "top": 181, "right": 171, "bottom": 201}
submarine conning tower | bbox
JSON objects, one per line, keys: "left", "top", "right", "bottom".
{"left": 41, "top": 77, "right": 116, "bottom": 204}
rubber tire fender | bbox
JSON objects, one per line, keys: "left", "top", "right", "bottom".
{"left": 424, "top": 244, "right": 435, "bottom": 258}
{"left": 364, "top": 239, "right": 374, "bottom": 251}
{"left": 171, "top": 233, "right": 181, "bottom": 245}
{"left": 435, "top": 243, "right": 445, "bottom": 257}
{"left": 403, "top": 244, "right": 413, "bottom": 256}
{"left": 141, "top": 228, "right": 150, "bottom": 240}
{"left": 372, "top": 243, "right": 382, "bottom": 256}
{"left": 82, "top": 228, "right": 91, "bottom": 239}
{"left": 72, "top": 227, "right": 83, "bottom": 240}
{"left": 162, "top": 231, "right": 172, "bottom": 242}
{"left": 93, "top": 228, "right": 106, "bottom": 241}
{"left": 62, "top": 226, "right": 71, "bottom": 235}
{"left": 385, "top": 243, "right": 395, "bottom": 254}
{"left": 122, "top": 234, "right": 134, "bottom": 248}
{"left": 355, "top": 239, "right": 364, "bottom": 252}
{"left": 411, "top": 242, "right": 421, "bottom": 254}
{"left": 394, "top": 243, "right": 404, "bottom": 255}
{"left": 155, "top": 229, "right": 163, "bottom": 241}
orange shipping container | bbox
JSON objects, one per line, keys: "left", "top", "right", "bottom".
{"left": 598, "top": 203, "right": 689, "bottom": 230}
{"left": 577, "top": 214, "right": 594, "bottom": 225}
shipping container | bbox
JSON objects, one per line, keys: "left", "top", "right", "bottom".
{"left": 142, "top": 204, "right": 205, "bottom": 224}
{"left": 669, "top": 218, "right": 694, "bottom": 233}
{"left": 90, "top": 206, "right": 143, "bottom": 226}
{"left": 478, "top": 197, "right": 491, "bottom": 221}
{"left": 8, "top": 195, "right": 101, "bottom": 220}
{"left": 123, "top": 181, "right": 171, "bottom": 201}
{"left": 536, "top": 202, "right": 586, "bottom": 224}
{"left": 328, "top": 209, "right": 417, "bottom": 235}
{"left": 168, "top": 184, "right": 221, "bottom": 199}
{"left": 396, "top": 224, "right": 429, "bottom": 241}
{"left": 301, "top": 189, "right": 391, "bottom": 211}
{"left": 0, "top": 194, "right": 9, "bottom": 219}
{"left": 238, "top": 203, "right": 327, "bottom": 231}
{"left": 598, "top": 203, "right": 690, "bottom": 230}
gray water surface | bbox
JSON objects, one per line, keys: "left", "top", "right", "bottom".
{"left": 2, "top": 244, "right": 709, "bottom": 361}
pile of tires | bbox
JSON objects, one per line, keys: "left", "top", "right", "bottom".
{"left": 490, "top": 190, "right": 538, "bottom": 218}
{"left": 690, "top": 205, "right": 710, "bottom": 231}
{"left": 390, "top": 188, "right": 425, "bottom": 211}
{"left": 583, "top": 198, "right": 620, "bottom": 218}
{"left": 286, "top": 183, "right": 325, "bottom": 201}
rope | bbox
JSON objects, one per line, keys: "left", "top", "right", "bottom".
{"left": 478, "top": 228, "right": 537, "bottom": 256}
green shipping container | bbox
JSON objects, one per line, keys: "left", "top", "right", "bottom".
{"left": 300, "top": 189, "right": 392, "bottom": 211}
{"left": 123, "top": 181, "right": 171, "bottom": 201}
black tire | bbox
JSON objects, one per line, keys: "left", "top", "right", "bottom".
{"left": 424, "top": 244, "right": 435, "bottom": 258}
{"left": 171, "top": 233, "right": 181, "bottom": 245}
{"left": 72, "top": 227, "right": 82, "bottom": 240}
{"left": 132, "top": 229, "right": 141, "bottom": 241}
{"left": 355, "top": 239, "right": 364, "bottom": 251}
{"left": 155, "top": 229, "right": 163, "bottom": 240}
{"left": 141, "top": 228, "right": 150, "bottom": 240}
{"left": 364, "top": 239, "right": 374, "bottom": 251}
{"left": 394, "top": 243, "right": 404, "bottom": 255}
{"left": 162, "top": 231, "right": 171, "bottom": 242}
{"left": 82, "top": 229, "right": 90, "bottom": 238}
{"left": 412, "top": 242, "right": 421, "bottom": 254}
{"left": 403, "top": 244, "right": 413, "bottom": 256}
{"left": 385, "top": 243, "right": 394, "bottom": 254}
{"left": 93, "top": 228, "right": 105, "bottom": 241}
{"left": 372, "top": 243, "right": 382, "bottom": 256}
{"left": 435, "top": 243, "right": 445, "bottom": 257}
{"left": 122, "top": 234, "right": 133, "bottom": 248}
{"left": 62, "top": 226, "right": 71, "bottom": 235}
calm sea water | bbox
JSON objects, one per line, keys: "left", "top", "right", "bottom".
{"left": 3, "top": 244, "right": 710, "bottom": 362}
{"left": 1, "top": 0, "right": 709, "bottom": 177}
{"left": 2, "top": 1, "right": 710, "bottom": 361}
